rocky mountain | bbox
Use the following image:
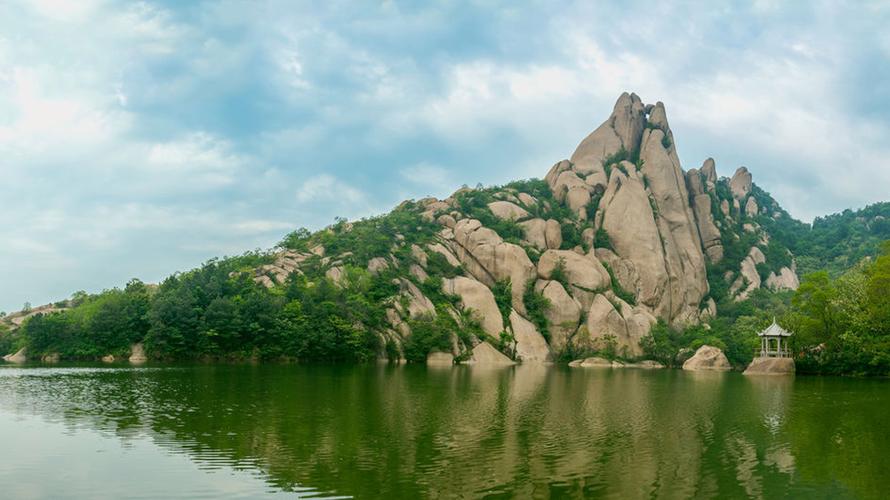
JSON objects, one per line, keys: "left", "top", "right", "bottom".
{"left": 242, "top": 92, "right": 802, "bottom": 363}
{"left": 10, "top": 92, "right": 885, "bottom": 367}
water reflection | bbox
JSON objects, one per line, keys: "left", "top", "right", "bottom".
{"left": 0, "top": 364, "right": 886, "bottom": 498}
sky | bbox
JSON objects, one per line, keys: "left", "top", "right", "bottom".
{"left": 1, "top": 0, "right": 889, "bottom": 312}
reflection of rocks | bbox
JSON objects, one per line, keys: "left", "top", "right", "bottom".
{"left": 426, "top": 351, "right": 454, "bottom": 365}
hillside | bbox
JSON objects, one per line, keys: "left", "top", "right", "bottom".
{"left": 3, "top": 92, "right": 889, "bottom": 372}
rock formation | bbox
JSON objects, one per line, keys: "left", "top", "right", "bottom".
{"left": 743, "top": 357, "right": 795, "bottom": 375}
{"left": 2, "top": 347, "right": 27, "bottom": 363}
{"left": 682, "top": 345, "right": 732, "bottom": 371}
{"left": 129, "top": 343, "right": 148, "bottom": 364}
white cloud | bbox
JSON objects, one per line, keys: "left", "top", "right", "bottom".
{"left": 295, "top": 174, "right": 366, "bottom": 204}
{"left": 399, "top": 162, "right": 452, "bottom": 188}
{"left": 145, "top": 132, "right": 243, "bottom": 187}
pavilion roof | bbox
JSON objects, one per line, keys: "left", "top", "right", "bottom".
{"left": 758, "top": 320, "right": 792, "bottom": 337}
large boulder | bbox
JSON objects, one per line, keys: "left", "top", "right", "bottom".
{"left": 467, "top": 342, "right": 515, "bottom": 366}
{"left": 551, "top": 171, "right": 592, "bottom": 217}
{"left": 397, "top": 279, "right": 435, "bottom": 319}
{"left": 572, "top": 293, "right": 651, "bottom": 356}
{"left": 129, "top": 343, "right": 148, "bottom": 364}
{"left": 537, "top": 249, "right": 610, "bottom": 309}
{"left": 744, "top": 357, "right": 795, "bottom": 375}
{"left": 682, "top": 345, "right": 731, "bottom": 371}
{"left": 509, "top": 310, "right": 551, "bottom": 363}
{"left": 534, "top": 279, "right": 581, "bottom": 352}
{"left": 730, "top": 247, "right": 767, "bottom": 300}
{"left": 766, "top": 266, "right": 800, "bottom": 291}
{"left": 745, "top": 197, "right": 759, "bottom": 218}
{"left": 488, "top": 201, "right": 530, "bottom": 221}
{"left": 519, "top": 218, "right": 562, "bottom": 250}
{"left": 700, "top": 157, "right": 717, "bottom": 188}
{"left": 730, "top": 167, "right": 753, "bottom": 200}
{"left": 2, "top": 347, "right": 27, "bottom": 364}
{"left": 442, "top": 276, "right": 504, "bottom": 336}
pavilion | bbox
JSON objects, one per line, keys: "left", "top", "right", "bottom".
{"left": 757, "top": 319, "right": 792, "bottom": 358}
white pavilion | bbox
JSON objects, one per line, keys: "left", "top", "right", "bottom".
{"left": 757, "top": 320, "right": 792, "bottom": 358}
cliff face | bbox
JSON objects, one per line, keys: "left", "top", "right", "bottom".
{"left": 239, "top": 92, "right": 800, "bottom": 363}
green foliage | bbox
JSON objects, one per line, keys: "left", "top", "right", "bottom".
{"left": 278, "top": 227, "right": 312, "bottom": 251}
{"left": 401, "top": 313, "right": 453, "bottom": 363}
{"left": 550, "top": 257, "right": 571, "bottom": 292}
{"left": 22, "top": 279, "right": 153, "bottom": 359}
{"left": 594, "top": 228, "right": 613, "bottom": 252}
{"left": 602, "top": 146, "right": 631, "bottom": 168}
{"left": 425, "top": 251, "right": 461, "bottom": 279}
{"left": 661, "top": 133, "right": 672, "bottom": 149}
{"left": 523, "top": 280, "right": 551, "bottom": 341}
{"left": 784, "top": 247, "right": 890, "bottom": 376}
{"left": 453, "top": 190, "right": 524, "bottom": 242}
{"left": 492, "top": 279, "right": 513, "bottom": 327}
{"left": 560, "top": 223, "right": 583, "bottom": 250}
{"left": 602, "top": 262, "right": 636, "bottom": 305}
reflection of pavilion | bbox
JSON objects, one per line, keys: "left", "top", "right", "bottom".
{"left": 744, "top": 320, "right": 795, "bottom": 375}
{"left": 757, "top": 320, "right": 792, "bottom": 358}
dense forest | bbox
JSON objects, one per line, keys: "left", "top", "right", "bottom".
{"left": 2, "top": 179, "right": 889, "bottom": 375}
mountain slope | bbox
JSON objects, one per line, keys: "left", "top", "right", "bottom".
{"left": 2, "top": 93, "right": 887, "bottom": 367}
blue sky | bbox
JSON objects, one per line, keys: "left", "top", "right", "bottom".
{"left": 2, "top": 0, "right": 889, "bottom": 312}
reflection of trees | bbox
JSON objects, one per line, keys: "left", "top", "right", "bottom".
{"left": 0, "top": 366, "right": 880, "bottom": 498}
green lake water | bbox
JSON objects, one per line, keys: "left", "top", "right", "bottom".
{"left": 0, "top": 364, "right": 887, "bottom": 499}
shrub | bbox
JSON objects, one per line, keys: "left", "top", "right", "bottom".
{"left": 595, "top": 228, "right": 614, "bottom": 252}
{"left": 523, "top": 280, "right": 551, "bottom": 341}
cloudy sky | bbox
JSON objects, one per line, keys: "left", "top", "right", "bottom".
{"left": 1, "top": 0, "right": 889, "bottom": 312}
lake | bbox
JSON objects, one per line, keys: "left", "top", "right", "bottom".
{"left": 0, "top": 364, "right": 887, "bottom": 499}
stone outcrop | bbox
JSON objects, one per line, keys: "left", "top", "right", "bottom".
{"left": 636, "top": 104, "right": 709, "bottom": 325}
{"left": 129, "top": 343, "right": 147, "bottom": 364}
{"left": 766, "top": 266, "right": 800, "bottom": 291}
{"left": 730, "top": 247, "right": 766, "bottom": 300}
{"left": 686, "top": 160, "right": 724, "bottom": 263}
{"left": 509, "top": 310, "right": 551, "bottom": 363}
{"left": 467, "top": 342, "right": 515, "bottom": 366}
{"left": 572, "top": 293, "right": 653, "bottom": 357}
{"left": 745, "top": 197, "right": 759, "bottom": 218}
{"left": 2, "top": 347, "right": 27, "bottom": 363}
{"left": 442, "top": 276, "right": 504, "bottom": 336}
{"left": 537, "top": 249, "right": 610, "bottom": 309}
{"left": 534, "top": 280, "right": 581, "bottom": 351}
{"left": 730, "top": 167, "right": 752, "bottom": 200}
{"left": 397, "top": 279, "right": 435, "bottom": 319}
{"left": 743, "top": 357, "right": 795, "bottom": 375}
{"left": 519, "top": 218, "right": 562, "bottom": 250}
{"left": 682, "top": 345, "right": 731, "bottom": 371}
{"left": 488, "top": 201, "right": 529, "bottom": 221}
{"left": 570, "top": 92, "right": 646, "bottom": 175}
{"left": 450, "top": 219, "right": 536, "bottom": 314}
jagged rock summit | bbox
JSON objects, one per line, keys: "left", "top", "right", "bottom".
{"left": 236, "top": 92, "right": 801, "bottom": 364}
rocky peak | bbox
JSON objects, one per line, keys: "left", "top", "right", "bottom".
{"left": 730, "top": 167, "right": 753, "bottom": 199}
{"left": 569, "top": 92, "right": 646, "bottom": 175}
